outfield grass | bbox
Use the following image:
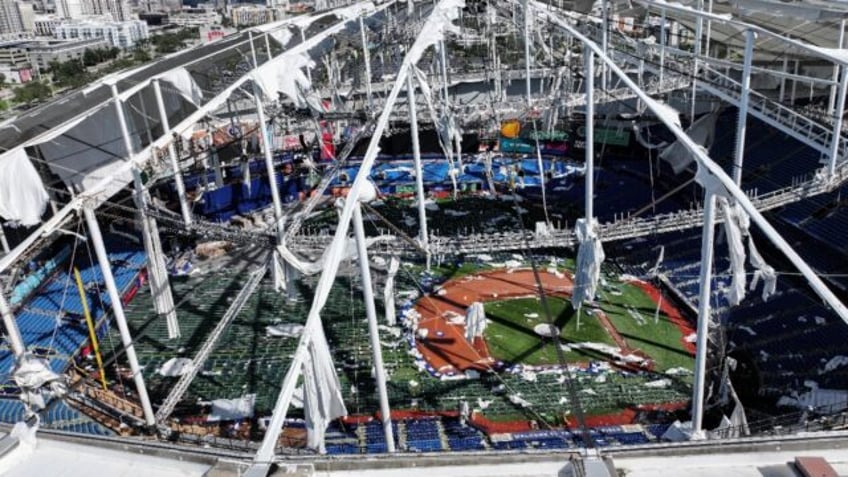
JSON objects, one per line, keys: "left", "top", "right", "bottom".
{"left": 595, "top": 281, "right": 695, "bottom": 372}
{"left": 484, "top": 296, "right": 619, "bottom": 365}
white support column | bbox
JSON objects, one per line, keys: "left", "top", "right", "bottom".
{"left": 659, "top": 9, "right": 666, "bottom": 85}
{"left": 779, "top": 57, "right": 788, "bottom": 103}
{"left": 352, "top": 203, "right": 395, "bottom": 452}
{"left": 249, "top": 31, "right": 285, "bottom": 242}
{"left": 692, "top": 192, "right": 717, "bottom": 436}
{"left": 207, "top": 125, "right": 224, "bottom": 188}
{"left": 601, "top": 0, "right": 608, "bottom": 90}
{"left": 439, "top": 40, "right": 450, "bottom": 103}
{"left": 791, "top": 60, "right": 799, "bottom": 106}
{"left": 254, "top": 95, "right": 285, "bottom": 241}
{"left": 359, "top": 15, "right": 374, "bottom": 109}
{"left": 407, "top": 74, "right": 430, "bottom": 268}
{"left": 829, "top": 19, "right": 846, "bottom": 118}
{"left": 691, "top": 0, "right": 704, "bottom": 122}
{"left": 264, "top": 32, "right": 273, "bottom": 61}
{"left": 704, "top": 0, "right": 713, "bottom": 58}
{"left": 83, "top": 207, "right": 156, "bottom": 427}
{"left": 0, "top": 291, "right": 25, "bottom": 358}
{"left": 523, "top": 0, "right": 532, "bottom": 105}
{"left": 584, "top": 47, "right": 595, "bottom": 220}
{"left": 153, "top": 79, "right": 192, "bottom": 227}
{"left": 732, "top": 30, "right": 756, "bottom": 186}
{"left": 112, "top": 84, "right": 179, "bottom": 341}
{"left": 827, "top": 67, "right": 848, "bottom": 178}
{"left": 0, "top": 225, "right": 9, "bottom": 254}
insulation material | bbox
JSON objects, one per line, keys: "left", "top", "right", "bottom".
{"left": 303, "top": 323, "right": 347, "bottom": 452}
{"left": 748, "top": 236, "right": 777, "bottom": 301}
{"left": 719, "top": 198, "right": 747, "bottom": 306}
{"left": 207, "top": 394, "right": 256, "bottom": 422}
{"left": 159, "top": 67, "right": 203, "bottom": 106}
{"left": 660, "top": 111, "right": 719, "bottom": 174}
{"left": 13, "top": 355, "right": 66, "bottom": 412}
{"left": 157, "top": 357, "right": 193, "bottom": 377}
{"left": 464, "top": 301, "right": 487, "bottom": 343}
{"left": 384, "top": 256, "right": 400, "bottom": 326}
{"left": 0, "top": 148, "right": 49, "bottom": 226}
{"left": 571, "top": 218, "right": 605, "bottom": 309}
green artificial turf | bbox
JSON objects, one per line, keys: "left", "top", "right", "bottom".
{"left": 595, "top": 281, "right": 695, "bottom": 372}
{"left": 483, "top": 296, "right": 618, "bottom": 365}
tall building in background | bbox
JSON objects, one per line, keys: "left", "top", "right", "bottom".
{"left": 0, "top": 0, "right": 25, "bottom": 35}
{"left": 55, "top": 0, "right": 85, "bottom": 18}
{"left": 86, "top": 0, "right": 131, "bottom": 21}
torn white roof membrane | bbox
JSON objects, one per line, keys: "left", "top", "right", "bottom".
{"left": 405, "top": 0, "right": 465, "bottom": 67}
{"left": 0, "top": 148, "right": 49, "bottom": 227}
{"left": 159, "top": 67, "right": 204, "bottom": 106}
{"left": 571, "top": 218, "right": 605, "bottom": 309}
{"left": 720, "top": 198, "right": 747, "bottom": 306}
{"left": 253, "top": 52, "right": 316, "bottom": 108}
{"left": 303, "top": 323, "right": 347, "bottom": 452}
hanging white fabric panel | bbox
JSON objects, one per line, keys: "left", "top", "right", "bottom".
{"left": 0, "top": 148, "right": 49, "bottom": 227}
{"left": 720, "top": 198, "right": 748, "bottom": 306}
{"left": 302, "top": 323, "right": 347, "bottom": 452}
{"left": 159, "top": 67, "right": 204, "bottom": 106}
{"left": 253, "top": 52, "right": 319, "bottom": 110}
{"left": 384, "top": 255, "right": 400, "bottom": 326}
{"left": 660, "top": 111, "right": 719, "bottom": 174}
{"left": 571, "top": 218, "right": 605, "bottom": 309}
{"left": 465, "top": 301, "right": 487, "bottom": 343}
{"left": 748, "top": 235, "right": 777, "bottom": 301}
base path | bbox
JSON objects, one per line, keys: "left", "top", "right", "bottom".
{"left": 413, "top": 269, "right": 574, "bottom": 374}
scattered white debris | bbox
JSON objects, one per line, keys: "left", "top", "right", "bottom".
{"left": 685, "top": 333, "right": 697, "bottom": 343}
{"left": 477, "top": 397, "right": 492, "bottom": 410}
{"left": 158, "top": 358, "right": 194, "bottom": 377}
{"left": 524, "top": 313, "right": 539, "bottom": 318}
{"left": 738, "top": 325, "right": 757, "bottom": 337}
{"left": 508, "top": 393, "right": 532, "bottom": 407}
{"left": 666, "top": 367, "right": 692, "bottom": 376}
{"left": 436, "top": 288, "right": 448, "bottom": 296}
{"left": 814, "top": 316, "right": 827, "bottom": 325}
{"left": 644, "top": 379, "right": 672, "bottom": 388}
{"left": 444, "top": 209, "right": 469, "bottom": 217}
{"left": 581, "top": 388, "right": 597, "bottom": 395}
{"left": 265, "top": 323, "right": 304, "bottom": 338}
{"left": 822, "top": 356, "right": 848, "bottom": 373}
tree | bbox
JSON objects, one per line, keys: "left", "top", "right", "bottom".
{"left": 133, "top": 48, "right": 151, "bottom": 63}
{"left": 13, "top": 81, "right": 51, "bottom": 104}
{"left": 83, "top": 48, "right": 98, "bottom": 66}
